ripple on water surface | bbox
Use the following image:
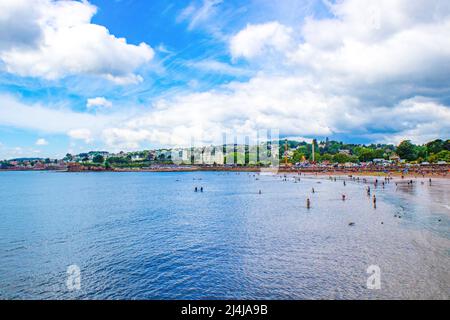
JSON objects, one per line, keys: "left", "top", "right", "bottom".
{"left": 0, "top": 171, "right": 449, "bottom": 299}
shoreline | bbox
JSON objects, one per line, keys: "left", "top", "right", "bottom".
{"left": 1, "top": 166, "right": 448, "bottom": 178}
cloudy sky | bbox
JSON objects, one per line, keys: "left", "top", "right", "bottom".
{"left": 0, "top": 0, "right": 449, "bottom": 159}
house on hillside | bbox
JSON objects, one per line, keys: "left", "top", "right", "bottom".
{"left": 389, "top": 154, "right": 401, "bottom": 163}
{"left": 339, "top": 149, "right": 351, "bottom": 155}
{"left": 130, "top": 154, "right": 144, "bottom": 162}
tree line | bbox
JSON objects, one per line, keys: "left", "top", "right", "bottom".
{"left": 283, "top": 139, "right": 450, "bottom": 164}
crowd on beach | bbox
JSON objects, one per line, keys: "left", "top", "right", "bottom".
{"left": 279, "top": 163, "right": 449, "bottom": 178}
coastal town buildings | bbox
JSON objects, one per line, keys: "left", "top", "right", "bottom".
{"left": 1, "top": 139, "right": 449, "bottom": 172}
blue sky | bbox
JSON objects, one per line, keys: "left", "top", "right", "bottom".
{"left": 0, "top": 0, "right": 449, "bottom": 159}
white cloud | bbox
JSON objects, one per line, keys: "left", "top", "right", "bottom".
{"left": 0, "top": 145, "right": 42, "bottom": 160}
{"left": 230, "top": 22, "right": 293, "bottom": 60}
{"left": 87, "top": 97, "right": 113, "bottom": 109}
{"left": 0, "top": 0, "right": 42, "bottom": 50}
{"left": 2, "top": 82, "right": 449, "bottom": 154}
{"left": 289, "top": 0, "right": 450, "bottom": 84}
{"left": 186, "top": 59, "right": 252, "bottom": 76}
{"left": 0, "top": 94, "right": 116, "bottom": 135}
{"left": 156, "top": 44, "right": 173, "bottom": 54}
{"left": 101, "top": 128, "right": 153, "bottom": 150}
{"left": 68, "top": 129, "right": 93, "bottom": 144}
{"left": 359, "top": 97, "right": 450, "bottom": 144}
{"left": 178, "top": 0, "right": 223, "bottom": 30}
{"left": 222, "top": 0, "right": 450, "bottom": 145}
{"left": 35, "top": 138, "right": 49, "bottom": 146}
{"left": 0, "top": 0, "right": 154, "bottom": 84}
{"left": 285, "top": 136, "right": 314, "bottom": 144}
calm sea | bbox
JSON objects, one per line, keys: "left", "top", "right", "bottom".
{"left": 0, "top": 171, "right": 449, "bottom": 299}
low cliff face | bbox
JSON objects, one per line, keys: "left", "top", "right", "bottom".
{"left": 67, "top": 163, "right": 83, "bottom": 172}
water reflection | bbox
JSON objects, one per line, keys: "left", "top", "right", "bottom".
{"left": 0, "top": 171, "right": 448, "bottom": 299}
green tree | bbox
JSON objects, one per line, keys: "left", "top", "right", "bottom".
{"left": 429, "top": 150, "right": 450, "bottom": 163}
{"left": 295, "top": 146, "right": 311, "bottom": 160}
{"left": 327, "top": 141, "right": 341, "bottom": 154}
{"left": 93, "top": 155, "right": 105, "bottom": 164}
{"left": 354, "top": 147, "right": 376, "bottom": 162}
{"left": 291, "top": 149, "right": 306, "bottom": 163}
{"left": 320, "top": 154, "right": 334, "bottom": 162}
{"left": 396, "top": 140, "right": 418, "bottom": 161}
{"left": 416, "top": 145, "right": 428, "bottom": 160}
{"left": 426, "top": 139, "right": 444, "bottom": 154}
{"left": 64, "top": 153, "right": 73, "bottom": 161}
{"left": 333, "top": 153, "right": 352, "bottom": 163}
{"left": 442, "top": 139, "right": 450, "bottom": 151}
